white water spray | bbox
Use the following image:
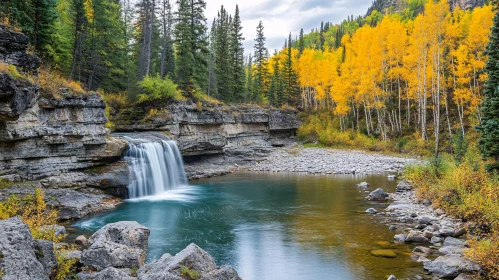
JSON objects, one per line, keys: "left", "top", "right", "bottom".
{"left": 124, "top": 138, "right": 188, "bottom": 198}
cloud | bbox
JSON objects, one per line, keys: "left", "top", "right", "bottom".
{"left": 205, "top": 0, "right": 373, "bottom": 54}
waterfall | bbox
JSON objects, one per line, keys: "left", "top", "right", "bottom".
{"left": 124, "top": 138, "right": 188, "bottom": 198}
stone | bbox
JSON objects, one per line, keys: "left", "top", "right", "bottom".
{"left": 386, "top": 202, "right": 411, "bottom": 211}
{"left": 389, "top": 225, "right": 397, "bottom": 232}
{"left": 455, "top": 273, "right": 478, "bottom": 280}
{"left": 406, "top": 231, "right": 430, "bottom": 243}
{"left": 138, "top": 243, "right": 241, "bottom": 280}
{"left": 370, "top": 249, "right": 397, "bottom": 258}
{"left": 412, "top": 246, "right": 432, "bottom": 256}
{"left": 0, "top": 217, "right": 48, "bottom": 280}
{"left": 423, "top": 230, "right": 434, "bottom": 239}
{"left": 365, "top": 208, "right": 377, "bottom": 214}
{"left": 435, "top": 208, "right": 446, "bottom": 216}
{"left": 418, "top": 216, "right": 433, "bottom": 225}
{"left": 444, "top": 237, "right": 465, "bottom": 247}
{"left": 357, "top": 182, "right": 370, "bottom": 187}
{"left": 366, "top": 188, "right": 389, "bottom": 201}
{"left": 387, "top": 275, "right": 397, "bottom": 280}
{"left": 424, "top": 255, "right": 480, "bottom": 278}
{"left": 199, "top": 265, "right": 242, "bottom": 280}
{"left": 81, "top": 221, "right": 150, "bottom": 270}
{"left": 76, "top": 267, "right": 135, "bottom": 280}
{"left": 430, "top": 236, "right": 444, "bottom": 244}
{"left": 453, "top": 228, "right": 467, "bottom": 238}
{"left": 34, "top": 240, "right": 57, "bottom": 277}
{"left": 75, "top": 235, "right": 88, "bottom": 247}
{"left": 396, "top": 181, "right": 413, "bottom": 192}
{"left": 439, "top": 227, "right": 455, "bottom": 237}
{"left": 417, "top": 256, "right": 431, "bottom": 263}
{"left": 439, "top": 246, "right": 465, "bottom": 255}
{"left": 394, "top": 234, "right": 407, "bottom": 243}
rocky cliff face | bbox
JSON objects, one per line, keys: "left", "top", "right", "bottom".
{"left": 114, "top": 102, "right": 300, "bottom": 179}
{"left": 0, "top": 25, "right": 128, "bottom": 208}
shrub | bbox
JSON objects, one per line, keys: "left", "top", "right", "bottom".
{"left": 137, "top": 75, "right": 183, "bottom": 103}
{"left": 180, "top": 265, "right": 200, "bottom": 280}
{"left": 405, "top": 145, "right": 499, "bottom": 277}
{"left": 55, "top": 244, "right": 79, "bottom": 280}
{"left": 0, "top": 188, "right": 62, "bottom": 242}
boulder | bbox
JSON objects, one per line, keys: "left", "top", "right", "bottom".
{"left": 418, "top": 216, "right": 433, "bottom": 225}
{"left": 81, "top": 221, "right": 150, "bottom": 270}
{"left": 365, "top": 188, "right": 389, "bottom": 201}
{"left": 438, "top": 246, "right": 465, "bottom": 255}
{"left": 357, "top": 182, "right": 370, "bottom": 187}
{"left": 412, "top": 246, "right": 432, "bottom": 256}
{"left": 34, "top": 240, "right": 57, "bottom": 277}
{"left": 453, "top": 228, "right": 467, "bottom": 238}
{"left": 387, "top": 275, "right": 397, "bottom": 280}
{"left": 396, "top": 181, "right": 412, "bottom": 192}
{"left": 137, "top": 243, "right": 241, "bottom": 280}
{"left": 444, "top": 237, "right": 465, "bottom": 247}
{"left": 430, "top": 236, "right": 444, "bottom": 244}
{"left": 77, "top": 267, "right": 135, "bottom": 280}
{"left": 365, "top": 208, "right": 377, "bottom": 214}
{"left": 0, "top": 217, "right": 48, "bottom": 280}
{"left": 405, "top": 231, "right": 430, "bottom": 243}
{"left": 75, "top": 235, "right": 88, "bottom": 247}
{"left": 394, "top": 234, "right": 407, "bottom": 243}
{"left": 424, "top": 255, "right": 480, "bottom": 278}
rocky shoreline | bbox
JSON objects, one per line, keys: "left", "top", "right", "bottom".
{"left": 364, "top": 181, "right": 480, "bottom": 280}
{"left": 0, "top": 217, "right": 241, "bottom": 280}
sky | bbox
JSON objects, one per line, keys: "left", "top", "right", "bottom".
{"left": 204, "top": 0, "right": 374, "bottom": 55}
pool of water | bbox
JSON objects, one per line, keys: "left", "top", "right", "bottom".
{"left": 69, "top": 172, "right": 423, "bottom": 280}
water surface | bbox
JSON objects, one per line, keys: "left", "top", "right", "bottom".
{"left": 71, "top": 172, "right": 423, "bottom": 280}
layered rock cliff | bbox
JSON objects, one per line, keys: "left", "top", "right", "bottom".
{"left": 113, "top": 102, "right": 300, "bottom": 179}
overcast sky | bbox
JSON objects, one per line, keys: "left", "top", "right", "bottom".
{"left": 204, "top": 0, "right": 373, "bottom": 55}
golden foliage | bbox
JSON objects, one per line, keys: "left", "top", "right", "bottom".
{"left": 466, "top": 234, "right": 499, "bottom": 279}
{"left": 55, "top": 244, "right": 79, "bottom": 280}
{"left": 0, "top": 188, "right": 62, "bottom": 242}
{"left": 38, "top": 67, "right": 86, "bottom": 99}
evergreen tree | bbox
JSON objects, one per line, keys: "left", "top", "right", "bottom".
{"left": 282, "top": 33, "right": 299, "bottom": 106}
{"left": 208, "top": 18, "right": 218, "bottom": 97}
{"left": 174, "top": 0, "right": 209, "bottom": 96}
{"left": 214, "top": 6, "right": 232, "bottom": 101}
{"left": 269, "top": 50, "right": 283, "bottom": 107}
{"left": 230, "top": 5, "right": 245, "bottom": 102}
{"left": 32, "top": 0, "right": 58, "bottom": 58}
{"left": 319, "top": 21, "right": 325, "bottom": 50}
{"left": 244, "top": 54, "right": 253, "bottom": 102}
{"left": 159, "top": 0, "right": 175, "bottom": 80}
{"left": 136, "top": 0, "right": 156, "bottom": 81}
{"left": 253, "top": 20, "right": 269, "bottom": 103}
{"left": 477, "top": 2, "right": 499, "bottom": 170}
{"left": 298, "top": 28, "right": 304, "bottom": 56}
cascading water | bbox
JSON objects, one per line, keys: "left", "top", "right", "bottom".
{"left": 124, "top": 137, "right": 188, "bottom": 198}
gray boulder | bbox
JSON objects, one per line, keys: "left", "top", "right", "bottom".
{"left": 394, "top": 234, "right": 407, "bottom": 243}
{"left": 444, "top": 237, "right": 465, "bottom": 247}
{"left": 77, "top": 267, "right": 136, "bottom": 280}
{"left": 34, "top": 240, "right": 57, "bottom": 277}
{"left": 396, "top": 181, "right": 413, "bottom": 192}
{"left": 365, "top": 188, "right": 389, "bottom": 201}
{"left": 365, "top": 208, "right": 377, "bottom": 214}
{"left": 81, "top": 221, "right": 150, "bottom": 270}
{"left": 406, "top": 231, "right": 430, "bottom": 243}
{"left": 438, "top": 246, "right": 465, "bottom": 255}
{"left": 357, "top": 182, "right": 369, "bottom": 187}
{"left": 424, "top": 255, "right": 480, "bottom": 278}
{"left": 138, "top": 243, "right": 241, "bottom": 280}
{"left": 0, "top": 217, "right": 48, "bottom": 280}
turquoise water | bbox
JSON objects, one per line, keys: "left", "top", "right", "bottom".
{"left": 70, "top": 172, "right": 423, "bottom": 280}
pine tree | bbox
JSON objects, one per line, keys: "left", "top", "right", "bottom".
{"left": 32, "top": 0, "right": 58, "bottom": 58}
{"left": 230, "top": 5, "right": 245, "bottom": 102}
{"left": 159, "top": 0, "right": 175, "bottom": 79}
{"left": 282, "top": 33, "right": 299, "bottom": 106}
{"left": 174, "top": 0, "right": 209, "bottom": 96}
{"left": 214, "top": 6, "right": 232, "bottom": 101}
{"left": 208, "top": 18, "right": 218, "bottom": 97}
{"left": 298, "top": 28, "right": 305, "bottom": 56}
{"left": 245, "top": 54, "right": 253, "bottom": 102}
{"left": 269, "top": 50, "right": 283, "bottom": 107}
{"left": 253, "top": 20, "right": 269, "bottom": 103}
{"left": 477, "top": 2, "right": 499, "bottom": 170}
{"left": 137, "top": 0, "right": 156, "bottom": 81}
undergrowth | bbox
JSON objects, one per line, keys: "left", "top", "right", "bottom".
{"left": 0, "top": 188, "right": 78, "bottom": 279}
{"left": 404, "top": 146, "right": 499, "bottom": 279}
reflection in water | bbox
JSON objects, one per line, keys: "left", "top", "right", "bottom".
{"left": 70, "top": 172, "right": 423, "bottom": 280}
